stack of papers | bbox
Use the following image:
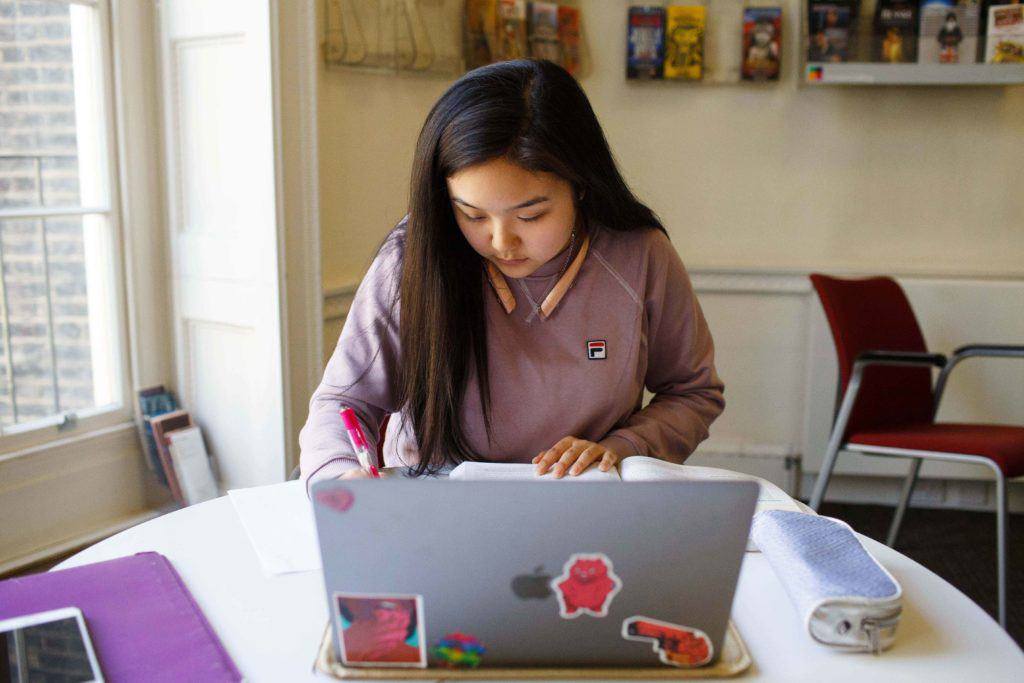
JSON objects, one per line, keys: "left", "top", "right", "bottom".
{"left": 228, "top": 481, "right": 321, "bottom": 577}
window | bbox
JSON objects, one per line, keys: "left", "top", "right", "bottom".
{"left": 0, "top": 0, "right": 125, "bottom": 439}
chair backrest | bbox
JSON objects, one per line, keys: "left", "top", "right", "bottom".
{"left": 809, "top": 274, "right": 934, "bottom": 438}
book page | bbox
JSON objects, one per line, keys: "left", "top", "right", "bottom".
{"left": 620, "top": 456, "right": 801, "bottom": 511}
{"left": 167, "top": 426, "right": 219, "bottom": 505}
{"left": 449, "top": 461, "right": 621, "bottom": 482}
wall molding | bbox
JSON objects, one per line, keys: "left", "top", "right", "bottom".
{"left": 273, "top": 0, "right": 323, "bottom": 476}
{"left": 689, "top": 270, "right": 810, "bottom": 295}
{"left": 324, "top": 265, "right": 1024, "bottom": 307}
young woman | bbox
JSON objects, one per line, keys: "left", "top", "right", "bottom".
{"left": 300, "top": 59, "right": 724, "bottom": 489}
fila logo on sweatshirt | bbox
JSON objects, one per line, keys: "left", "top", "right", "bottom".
{"left": 587, "top": 340, "right": 607, "bottom": 360}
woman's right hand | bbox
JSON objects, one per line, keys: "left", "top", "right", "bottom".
{"left": 339, "top": 468, "right": 373, "bottom": 480}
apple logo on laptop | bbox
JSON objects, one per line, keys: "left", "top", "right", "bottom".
{"left": 511, "top": 566, "right": 553, "bottom": 600}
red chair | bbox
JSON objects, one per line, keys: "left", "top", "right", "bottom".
{"left": 807, "top": 274, "right": 1024, "bottom": 628}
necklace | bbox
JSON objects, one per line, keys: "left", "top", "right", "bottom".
{"left": 534, "top": 225, "right": 578, "bottom": 313}
{"left": 553, "top": 227, "right": 578, "bottom": 281}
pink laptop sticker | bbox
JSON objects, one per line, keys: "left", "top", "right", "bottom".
{"left": 316, "top": 487, "right": 355, "bottom": 513}
{"left": 621, "top": 616, "right": 713, "bottom": 667}
{"left": 551, "top": 553, "right": 622, "bottom": 618}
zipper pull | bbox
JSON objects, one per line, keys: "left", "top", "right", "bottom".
{"left": 861, "top": 613, "right": 899, "bottom": 654}
{"left": 865, "top": 619, "right": 881, "bottom": 655}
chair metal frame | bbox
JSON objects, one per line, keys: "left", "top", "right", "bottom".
{"left": 808, "top": 344, "right": 1024, "bottom": 629}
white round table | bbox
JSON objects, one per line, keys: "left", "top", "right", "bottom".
{"left": 56, "top": 484, "right": 1023, "bottom": 682}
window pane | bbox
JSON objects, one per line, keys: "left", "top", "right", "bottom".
{"left": 0, "top": 214, "right": 112, "bottom": 427}
{"left": 0, "top": 0, "right": 107, "bottom": 210}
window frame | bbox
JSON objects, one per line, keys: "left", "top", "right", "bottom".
{"left": 0, "top": 0, "right": 134, "bottom": 456}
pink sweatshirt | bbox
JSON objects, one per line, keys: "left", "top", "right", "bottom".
{"left": 300, "top": 220, "right": 724, "bottom": 488}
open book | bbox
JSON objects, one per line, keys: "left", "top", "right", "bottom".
{"left": 449, "top": 456, "right": 806, "bottom": 551}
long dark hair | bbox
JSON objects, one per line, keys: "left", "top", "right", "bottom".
{"left": 397, "top": 59, "right": 664, "bottom": 475}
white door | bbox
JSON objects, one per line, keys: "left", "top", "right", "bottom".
{"left": 158, "top": 0, "right": 286, "bottom": 488}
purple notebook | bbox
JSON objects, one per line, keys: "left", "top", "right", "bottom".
{"left": 0, "top": 551, "right": 241, "bottom": 682}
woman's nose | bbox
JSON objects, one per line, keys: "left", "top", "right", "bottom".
{"left": 491, "top": 222, "right": 520, "bottom": 255}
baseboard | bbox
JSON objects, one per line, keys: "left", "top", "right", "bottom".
{"left": 799, "top": 472, "right": 1024, "bottom": 514}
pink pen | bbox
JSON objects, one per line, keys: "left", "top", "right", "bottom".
{"left": 339, "top": 407, "right": 381, "bottom": 478}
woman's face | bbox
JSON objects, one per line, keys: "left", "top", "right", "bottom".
{"left": 446, "top": 157, "right": 577, "bottom": 278}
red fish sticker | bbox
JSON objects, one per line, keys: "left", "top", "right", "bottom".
{"left": 551, "top": 553, "right": 622, "bottom": 618}
{"left": 621, "top": 616, "right": 713, "bottom": 668}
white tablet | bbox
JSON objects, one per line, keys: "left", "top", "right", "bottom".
{"left": 0, "top": 606, "right": 104, "bottom": 682}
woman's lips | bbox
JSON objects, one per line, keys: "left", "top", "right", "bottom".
{"left": 495, "top": 257, "right": 528, "bottom": 266}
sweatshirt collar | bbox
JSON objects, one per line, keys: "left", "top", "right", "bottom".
{"left": 485, "top": 235, "right": 591, "bottom": 319}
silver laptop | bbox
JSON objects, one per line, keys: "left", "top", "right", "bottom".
{"left": 310, "top": 478, "right": 757, "bottom": 669}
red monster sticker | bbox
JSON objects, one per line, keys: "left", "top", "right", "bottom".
{"left": 550, "top": 553, "right": 623, "bottom": 618}
{"left": 621, "top": 616, "right": 713, "bottom": 668}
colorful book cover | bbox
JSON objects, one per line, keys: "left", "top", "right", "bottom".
{"left": 665, "top": 6, "right": 706, "bottom": 80}
{"left": 986, "top": 3, "right": 1024, "bottom": 62}
{"left": 627, "top": 6, "right": 666, "bottom": 79}
{"left": 497, "top": 0, "right": 528, "bottom": 60}
{"left": 138, "top": 385, "right": 178, "bottom": 487}
{"left": 976, "top": 0, "right": 1001, "bottom": 61}
{"left": 807, "top": 1, "right": 854, "bottom": 62}
{"left": 873, "top": 0, "right": 919, "bottom": 62}
{"left": 465, "top": 0, "right": 497, "bottom": 70}
{"left": 528, "top": 1, "right": 561, "bottom": 62}
{"left": 741, "top": 7, "right": 782, "bottom": 80}
{"left": 558, "top": 5, "right": 581, "bottom": 75}
{"left": 918, "top": 0, "right": 980, "bottom": 63}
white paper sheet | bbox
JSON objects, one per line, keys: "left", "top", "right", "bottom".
{"left": 167, "top": 426, "right": 218, "bottom": 505}
{"left": 228, "top": 480, "right": 322, "bottom": 577}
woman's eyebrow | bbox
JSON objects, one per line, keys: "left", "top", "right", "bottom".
{"left": 451, "top": 196, "right": 550, "bottom": 211}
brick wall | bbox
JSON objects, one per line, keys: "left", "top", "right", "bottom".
{"left": 0, "top": 0, "right": 94, "bottom": 428}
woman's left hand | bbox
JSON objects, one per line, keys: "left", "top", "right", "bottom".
{"left": 533, "top": 437, "right": 621, "bottom": 478}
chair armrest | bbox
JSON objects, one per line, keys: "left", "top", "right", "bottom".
{"left": 951, "top": 344, "right": 1024, "bottom": 360}
{"left": 853, "top": 350, "right": 948, "bottom": 370}
{"left": 933, "top": 344, "right": 1024, "bottom": 414}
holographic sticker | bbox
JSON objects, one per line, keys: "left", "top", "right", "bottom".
{"left": 430, "top": 632, "right": 486, "bottom": 668}
{"left": 621, "top": 615, "right": 713, "bottom": 668}
{"left": 551, "top": 552, "right": 622, "bottom": 619}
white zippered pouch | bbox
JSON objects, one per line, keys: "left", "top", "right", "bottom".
{"left": 750, "top": 510, "right": 902, "bottom": 653}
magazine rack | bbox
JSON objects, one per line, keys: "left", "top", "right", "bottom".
{"left": 322, "top": 0, "right": 588, "bottom": 78}
{"left": 322, "top": 0, "right": 464, "bottom": 76}
{"left": 626, "top": 0, "right": 785, "bottom": 85}
{"left": 801, "top": 0, "right": 1024, "bottom": 85}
